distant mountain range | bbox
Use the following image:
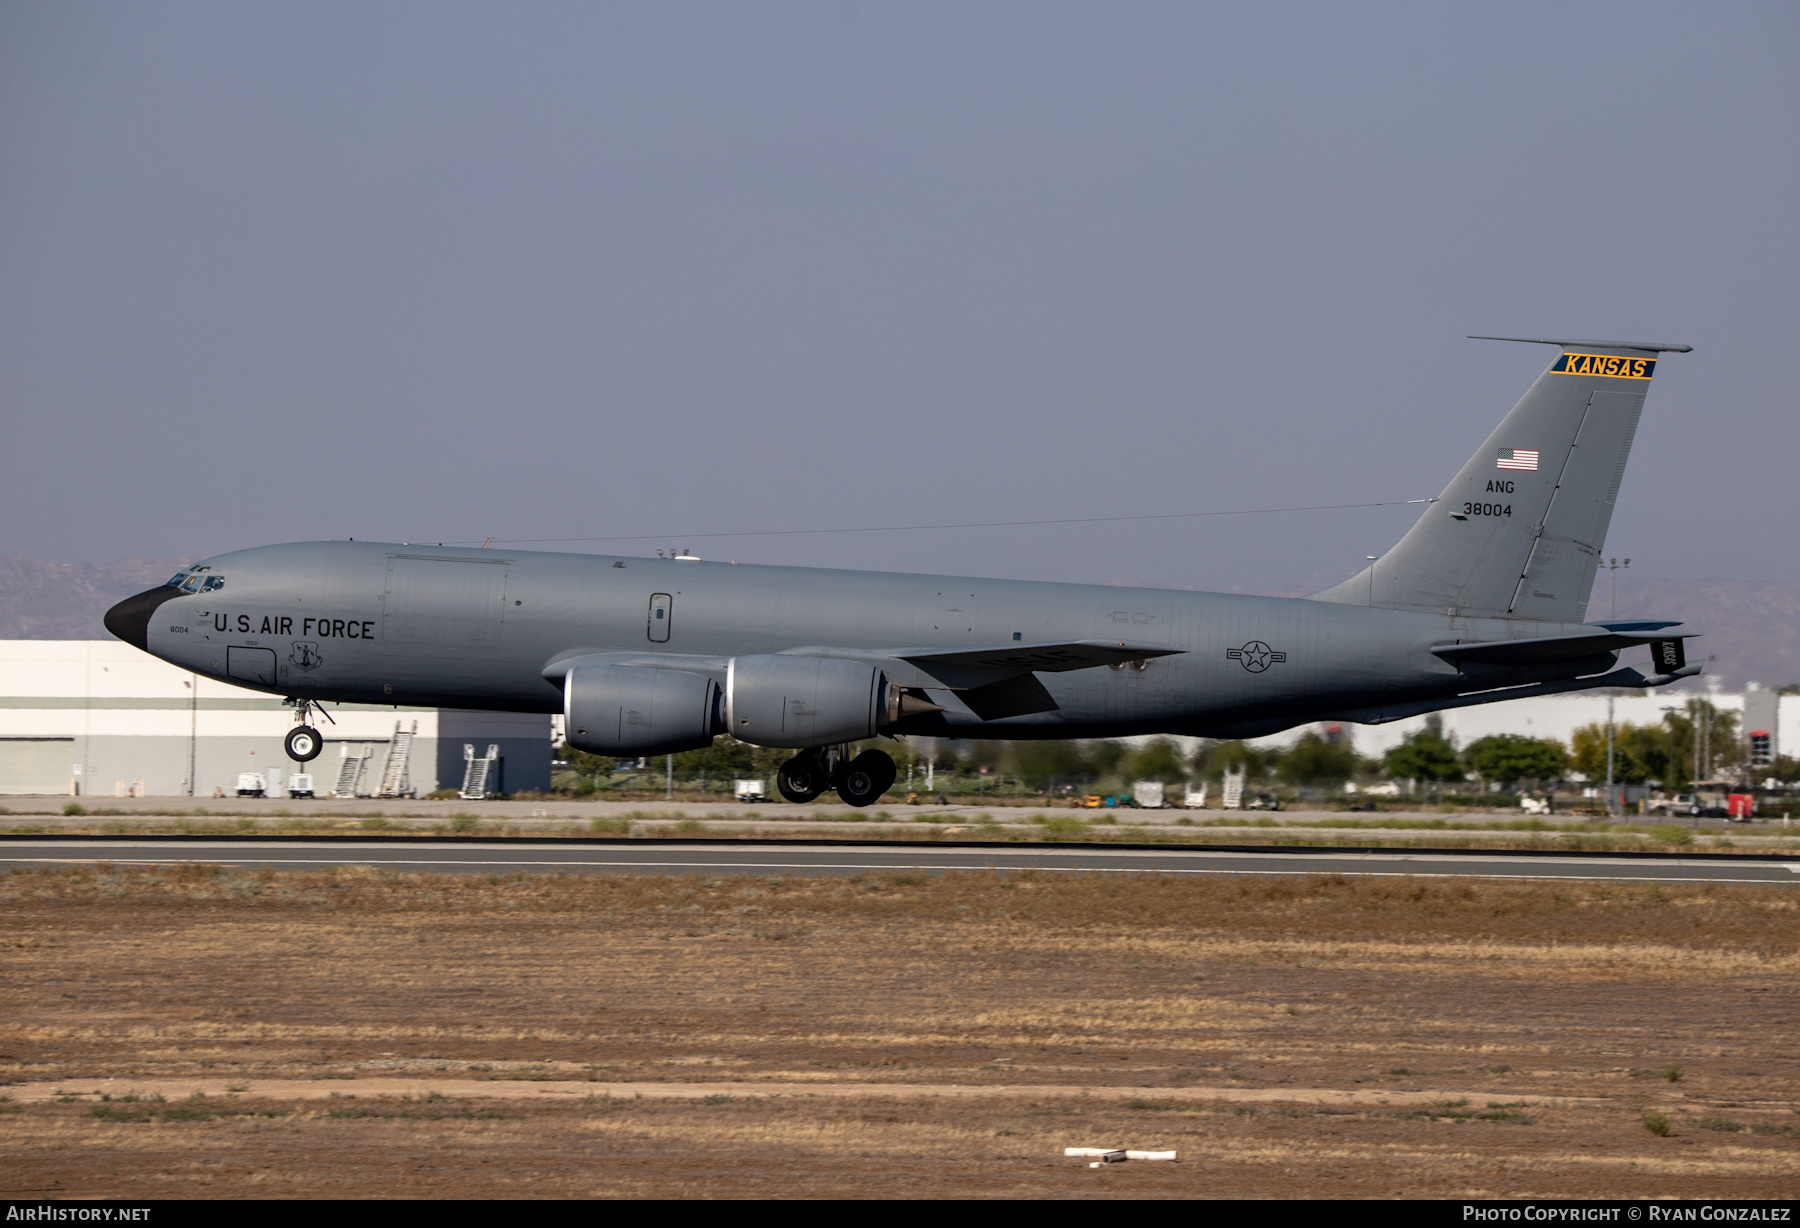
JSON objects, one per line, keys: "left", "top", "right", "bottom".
{"left": 3, "top": 553, "right": 1794, "bottom": 691}
{"left": 1607, "top": 574, "right": 1800, "bottom": 692}
{"left": 0, "top": 554, "right": 198, "bottom": 640}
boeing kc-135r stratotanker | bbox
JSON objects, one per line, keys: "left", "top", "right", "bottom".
{"left": 106, "top": 337, "right": 1700, "bottom": 806}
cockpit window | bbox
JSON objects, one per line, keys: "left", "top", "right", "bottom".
{"left": 164, "top": 568, "right": 221, "bottom": 594}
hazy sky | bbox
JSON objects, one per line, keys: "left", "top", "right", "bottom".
{"left": 3, "top": 3, "right": 1795, "bottom": 593}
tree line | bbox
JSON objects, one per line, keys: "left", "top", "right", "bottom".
{"left": 556, "top": 695, "right": 1773, "bottom": 794}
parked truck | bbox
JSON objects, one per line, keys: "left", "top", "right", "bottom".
{"left": 1645, "top": 781, "right": 1759, "bottom": 821}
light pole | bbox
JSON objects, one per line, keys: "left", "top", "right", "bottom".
{"left": 188, "top": 674, "right": 198, "bottom": 797}
{"left": 1604, "top": 557, "right": 1631, "bottom": 622}
{"left": 1602, "top": 558, "right": 1629, "bottom": 816}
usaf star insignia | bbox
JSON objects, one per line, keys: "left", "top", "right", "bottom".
{"left": 1227, "top": 641, "right": 1286, "bottom": 673}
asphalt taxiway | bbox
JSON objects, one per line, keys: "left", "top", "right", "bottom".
{"left": 4, "top": 836, "right": 1798, "bottom": 885}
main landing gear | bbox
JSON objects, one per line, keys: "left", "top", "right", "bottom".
{"left": 282, "top": 696, "right": 333, "bottom": 763}
{"left": 776, "top": 747, "right": 897, "bottom": 808}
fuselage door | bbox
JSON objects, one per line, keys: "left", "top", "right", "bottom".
{"left": 648, "top": 593, "right": 672, "bottom": 643}
{"left": 226, "top": 646, "right": 278, "bottom": 687}
{"left": 382, "top": 555, "right": 510, "bottom": 644}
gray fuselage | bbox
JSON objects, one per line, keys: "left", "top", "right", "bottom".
{"left": 121, "top": 539, "right": 1606, "bottom": 741}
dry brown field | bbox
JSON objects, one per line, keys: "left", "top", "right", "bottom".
{"left": 3, "top": 863, "right": 1798, "bottom": 1199}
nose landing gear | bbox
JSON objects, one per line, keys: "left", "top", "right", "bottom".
{"left": 282, "top": 696, "right": 333, "bottom": 763}
{"left": 775, "top": 747, "right": 897, "bottom": 807}
{"left": 285, "top": 725, "right": 322, "bottom": 762}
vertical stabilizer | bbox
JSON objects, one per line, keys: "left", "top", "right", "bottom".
{"left": 1311, "top": 338, "right": 1688, "bottom": 622}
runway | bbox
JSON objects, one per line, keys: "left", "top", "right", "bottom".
{"left": 4, "top": 836, "right": 1799, "bottom": 884}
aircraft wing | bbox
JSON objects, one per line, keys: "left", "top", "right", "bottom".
{"left": 538, "top": 641, "right": 1184, "bottom": 723}
{"left": 779, "top": 640, "right": 1181, "bottom": 688}
{"left": 895, "top": 640, "right": 1183, "bottom": 675}
{"left": 778, "top": 640, "right": 1184, "bottom": 719}
{"left": 541, "top": 650, "right": 729, "bottom": 685}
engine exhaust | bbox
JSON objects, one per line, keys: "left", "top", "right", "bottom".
{"left": 884, "top": 684, "right": 944, "bottom": 726}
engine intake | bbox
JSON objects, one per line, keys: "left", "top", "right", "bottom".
{"left": 564, "top": 664, "right": 721, "bottom": 757}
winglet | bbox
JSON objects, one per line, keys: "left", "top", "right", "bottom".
{"left": 1469, "top": 335, "right": 1693, "bottom": 353}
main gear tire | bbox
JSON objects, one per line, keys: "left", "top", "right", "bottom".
{"left": 285, "top": 725, "right": 323, "bottom": 763}
{"left": 776, "top": 754, "right": 827, "bottom": 803}
{"left": 836, "top": 749, "right": 896, "bottom": 808}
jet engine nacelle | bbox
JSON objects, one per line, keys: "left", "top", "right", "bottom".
{"left": 726, "top": 654, "right": 887, "bottom": 748}
{"left": 564, "top": 664, "right": 722, "bottom": 757}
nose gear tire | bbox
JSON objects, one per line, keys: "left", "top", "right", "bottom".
{"left": 285, "top": 725, "right": 323, "bottom": 763}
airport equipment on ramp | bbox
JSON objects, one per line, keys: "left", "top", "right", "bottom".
{"left": 376, "top": 720, "right": 418, "bottom": 798}
{"left": 1132, "top": 780, "right": 1166, "bottom": 809}
{"left": 331, "top": 744, "right": 373, "bottom": 798}
{"left": 461, "top": 743, "right": 500, "bottom": 800}
{"left": 1222, "top": 767, "right": 1246, "bottom": 810}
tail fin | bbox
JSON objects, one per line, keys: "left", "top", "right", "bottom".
{"left": 1311, "top": 337, "right": 1690, "bottom": 623}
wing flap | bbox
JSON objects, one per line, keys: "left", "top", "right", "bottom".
{"left": 960, "top": 673, "right": 1061, "bottom": 719}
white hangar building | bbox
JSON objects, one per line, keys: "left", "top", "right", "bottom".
{"left": 0, "top": 641, "right": 553, "bottom": 798}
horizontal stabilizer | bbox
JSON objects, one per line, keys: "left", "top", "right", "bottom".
{"left": 1432, "top": 624, "right": 1695, "bottom": 668}
{"left": 1326, "top": 661, "right": 1702, "bottom": 727}
{"left": 1468, "top": 336, "right": 1693, "bottom": 353}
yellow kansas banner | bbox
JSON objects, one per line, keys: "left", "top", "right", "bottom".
{"left": 1551, "top": 352, "right": 1655, "bottom": 379}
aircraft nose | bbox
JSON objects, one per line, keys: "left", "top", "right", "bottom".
{"left": 104, "top": 586, "right": 182, "bottom": 652}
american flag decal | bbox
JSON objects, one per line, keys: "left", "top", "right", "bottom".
{"left": 1496, "top": 448, "right": 1539, "bottom": 471}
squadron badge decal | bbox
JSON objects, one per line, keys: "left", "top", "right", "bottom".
{"left": 289, "top": 642, "right": 322, "bottom": 673}
{"left": 1228, "top": 641, "right": 1286, "bottom": 673}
